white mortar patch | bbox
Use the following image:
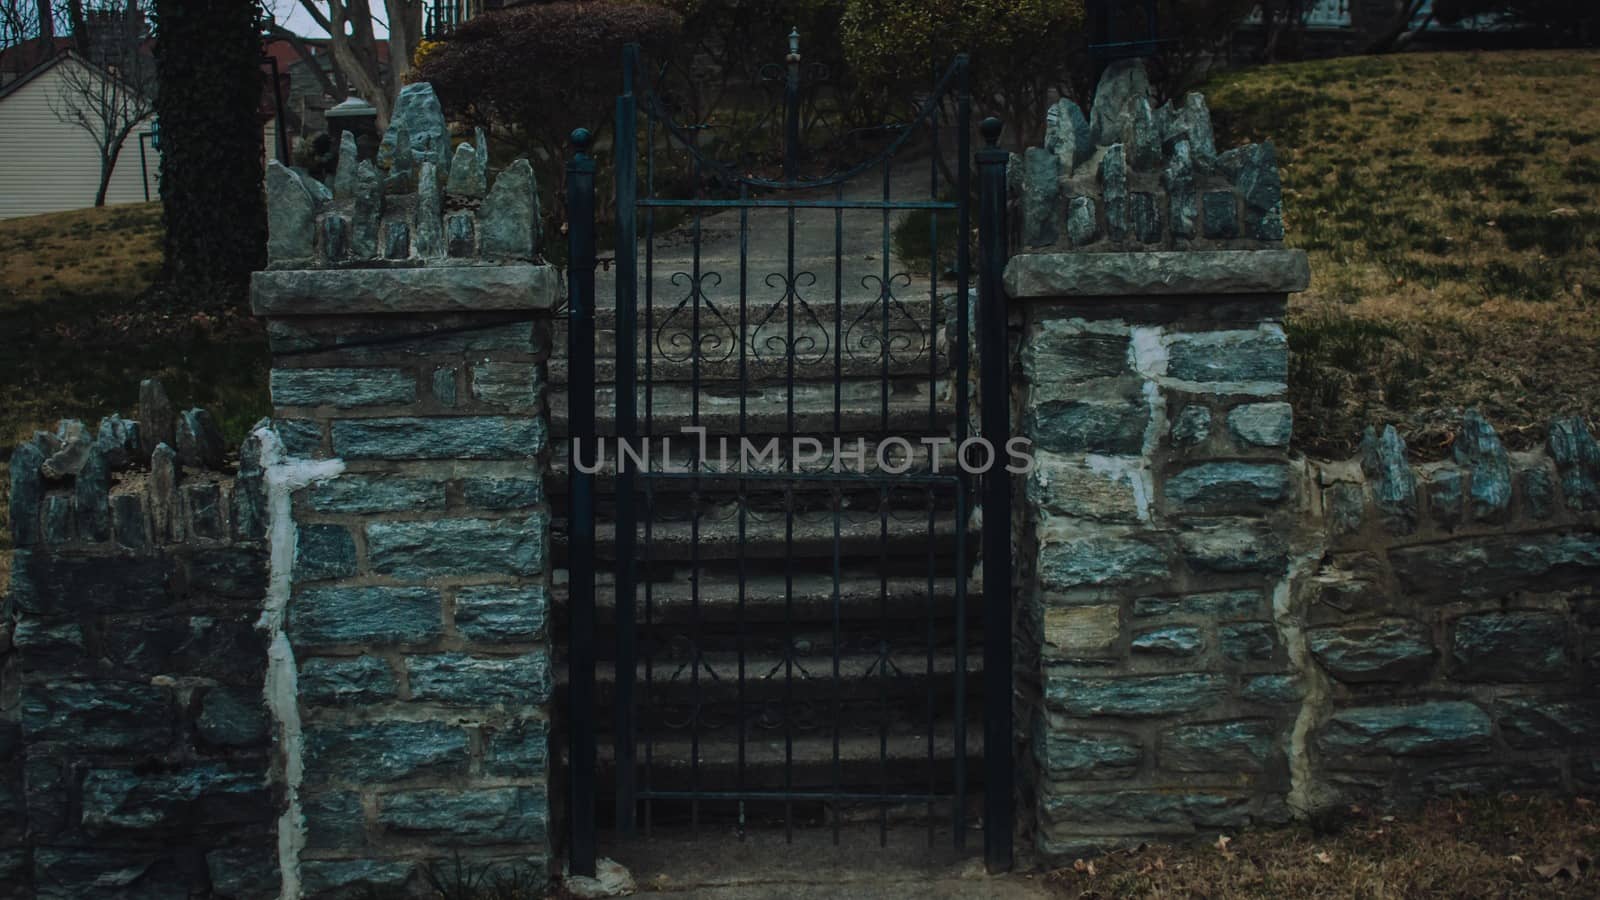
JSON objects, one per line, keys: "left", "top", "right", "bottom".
{"left": 1275, "top": 460, "right": 1337, "bottom": 820}
{"left": 1129, "top": 325, "right": 1167, "bottom": 378}
{"left": 1083, "top": 453, "right": 1153, "bottom": 524}
{"left": 254, "top": 424, "right": 344, "bottom": 900}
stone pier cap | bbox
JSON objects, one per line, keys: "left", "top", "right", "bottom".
{"left": 251, "top": 264, "right": 560, "bottom": 316}
{"left": 1005, "top": 249, "right": 1310, "bottom": 299}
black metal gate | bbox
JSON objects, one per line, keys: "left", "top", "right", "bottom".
{"left": 566, "top": 34, "right": 1012, "bottom": 874}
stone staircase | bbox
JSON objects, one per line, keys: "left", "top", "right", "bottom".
{"left": 548, "top": 268, "right": 986, "bottom": 839}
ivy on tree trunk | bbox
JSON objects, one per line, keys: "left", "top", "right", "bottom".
{"left": 151, "top": 0, "right": 265, "bottom": 306}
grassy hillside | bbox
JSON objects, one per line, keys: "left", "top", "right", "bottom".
{"left": 1207, "top": 50, "right": 1600, "bottom": 457}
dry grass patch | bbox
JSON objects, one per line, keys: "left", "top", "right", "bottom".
{"left": 1046, "top": 795, "right": 1599, "bottom": 899}
{"left": 0, "top": 202, "right": 163, "bottom": 313}
{"left": 1207, "top": 50, "right": 1600, "bottom": 458}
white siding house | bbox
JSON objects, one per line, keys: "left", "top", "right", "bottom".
{"left": 0, "top": 53, "right": 158, "bottom": 219}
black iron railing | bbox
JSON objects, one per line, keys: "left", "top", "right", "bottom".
{"left": 565, "top": 31, "right": 1012, "bottom": 874}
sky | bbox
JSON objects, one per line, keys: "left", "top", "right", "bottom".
{"left": 268, "top": 1, "right": 390, "bottom": 41}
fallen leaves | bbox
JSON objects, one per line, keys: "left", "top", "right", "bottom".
{"left": 1533, "top": 851, "right": 1592, "bottom": 882}
{"left": 1043, "top": 793, "right": 1600, "bottom": 899}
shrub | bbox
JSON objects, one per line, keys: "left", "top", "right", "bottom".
{"left": 840, "top": 0, "right": 1085, "bottom": 148}
{"left": 417, "top": 1, "right": 682, "bottom": 222}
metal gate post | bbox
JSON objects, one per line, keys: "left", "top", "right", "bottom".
{"left": 976, "top": 116, "right": 1013, "bottom": 874}
{"left": 613, "top": 43, "right": 641, "bottom": 837}
{"left": 567, "top": 126, "right": 599, "bottom": 878}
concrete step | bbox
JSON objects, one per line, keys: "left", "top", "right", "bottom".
{"left": 554, "top": 291, "right": 951, "bottom": 337}
{"left": 559, "top": 647, "right": 983, "bottom": 710}
{"left": 590, "top": 720, "right": 986, "bottom": 794}
{"left": 550, "top": 351, "right": 954, "bottom": 388}
{"left": 546, "top": 439, "right": 971, "bottom": 494}
{"left": 554, "top": 571, "right": 981, "bottom": 626}
{"left": 550, "top": 292, "right": 955, "bottom": 382}
{"left": 549, "top": 377, "right": 957, "bottom": 437}
{"left": 553, "top": 507, "right": 973, "bottom": 562}
{"left": 600, "top": 825, "right": 1047, "bottom": 899}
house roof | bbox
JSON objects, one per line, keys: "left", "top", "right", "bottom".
{"left": 0, "top": 36, "right": 74, "bottom": 74}
{"left": 0, "top": 48, "right": 154, "bottom": 105}
{"left": 0, "top": 50, "right": 69, "bottom": 102}
{"left": 263, "top": 35, "right": 330, "bottom": 69}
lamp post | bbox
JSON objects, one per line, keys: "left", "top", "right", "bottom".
{"left": 325, "top": 94, "right": 380, "bottom": 159}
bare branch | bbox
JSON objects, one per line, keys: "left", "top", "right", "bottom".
{"left": 267, "top": 20, "right": 336, "bottom": 97}
{"left": 290, "top": 0, "right": 421, "bottom": 127}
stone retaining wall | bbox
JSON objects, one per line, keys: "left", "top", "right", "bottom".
{"left": 1299, "top": 416, "right": 1600, "bottom": 806}
{"left": 1008, "top": 58, "right": 1600, "bottom": 863}
{"left": 3, "top": 386, "right": 276, "bottom": 898}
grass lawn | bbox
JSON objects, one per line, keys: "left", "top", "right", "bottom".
{"left": 0, "top": 201, "right": 270, "bottom": 565}
{"left": 1044, "top": 795, "right": 1599, "bottom": 899}
{"left": 1207, "top": 49, "right": 1600, "bottom": 458}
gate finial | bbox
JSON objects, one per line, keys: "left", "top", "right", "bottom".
{"left": 980, "top": 116, "right": 1004, "bottom": 147}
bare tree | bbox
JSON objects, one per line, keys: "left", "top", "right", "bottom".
{"left": 1, "top": 0, "right": 57, "bottom": 69}
{"left": 49, "top": 0, "right": 155, "bottom": 206}
{"left": 265, "top": 18, "right": 342, "bottom": 98}
{"left": 1258, "top": 0, "right": 1313, "bottom": 61}
{"left": 291, "top": 0, "right": 420, "bottom": 126}
{"left": 1364, "top": 0, "right": 1434, "bottom": 53}
{"left": 1, "top": 2, "right": 37, "bottom": 54}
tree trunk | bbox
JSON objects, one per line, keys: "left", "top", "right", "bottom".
{"left": 317, "top": 0, "right": 393, "bottom": 125}
{"left": 94, "top": 155, "right": 110, "bottom": 206}
{"left": 267, "top": 22, "right": 337, "bottom": 99}
{"left": 1363, "top": 0, "right": 1429, "bottom": 53}
{"left": 1262, "top": 4, "right": 1286, "bottom": 62}
{"left": 386, "top": 0, "right": 422, "bottom": 88}
{"left": 36, "top": 0, "right": 53, "bottom": 43}
{"left": 151, "top": 0, "right": 265, "bottom": 304}
{"left": 66, "top": 0, "right": 85, "bottom": 52}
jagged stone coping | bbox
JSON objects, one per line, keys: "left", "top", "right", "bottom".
{"left": 1327, "top": 410, "right": 1600, "bottom": 537}
{"left": 1016, "top": 59, "right": 1286, "bottom": 252}
{"left": 8, "top": 378, "right": 265, "bottom": 551}
{"left": 265, "top": 83, "right": 542, "bottom": 269}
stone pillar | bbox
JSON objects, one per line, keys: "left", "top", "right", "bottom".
{"left": 1006, "top": 61, "right": 1310, "bottom": 858}
{"left": 251, "top": 83, "right": 560, "bottom": 897}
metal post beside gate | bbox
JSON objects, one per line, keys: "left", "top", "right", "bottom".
{"left": 567, "top": 126, "right": 599, "bottom": 879}
{"left": 613, "top": 43, "right": 641, "bottom": 837}
{"left": 976, "top": 116, "right": 1013, "bottom": 874}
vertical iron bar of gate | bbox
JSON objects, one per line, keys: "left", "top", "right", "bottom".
{"left": 952, "top": 52, "right": 972, "bottom": 851}
{"left": 976, "top": 116, "right": 1013, "bottom": 874}
{"left": 614, "top": 43, "right": 641, "bottom": 837}
{"left": 566, "top": 127, "right": 599, "bottom": 879}
{"left": 783, "top": 27, "right": 801, "bottom": 180}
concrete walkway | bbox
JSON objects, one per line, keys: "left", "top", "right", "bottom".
{"left": 600, "top": 827, "right": 1055, "bottom": 899}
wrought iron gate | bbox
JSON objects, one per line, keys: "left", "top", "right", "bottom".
{"left": 566, "top": 34, "right": 1012, "bottom": 874}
